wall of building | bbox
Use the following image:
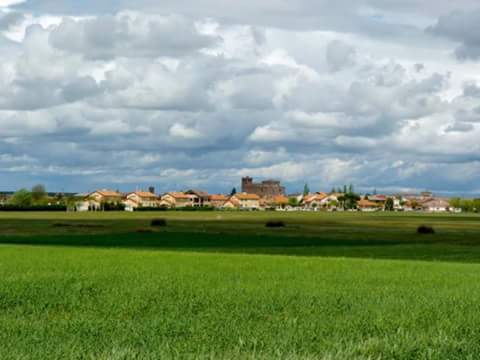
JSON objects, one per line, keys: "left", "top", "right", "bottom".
{"left": 241, "top": 177, "right": 285, "bottom": 197}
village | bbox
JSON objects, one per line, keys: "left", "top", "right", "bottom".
{"left": 63, "top": 177, "right": 460, "bottom": 213}
{"left": 0, "top": 177, "right": 466, "bottom": 213}
{"left": 0, "top": 177, "right": 469, "bottom": 213}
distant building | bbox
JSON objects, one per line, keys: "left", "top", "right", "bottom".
{"left": 223, "top": 193, "right": 261, "bottom": 210}
{"left": 88, "top": 190, "right": 123, "bottom": 204}
{"left": 303, "top": 192, "right": 328, "bottom": 209}
{"left": 185, "top": 190, "right": 211, "bottom": 207}
{"left": 160, "top": 192, "right": 196, "bottom": 208}
{"left": 420, "top": 191, "right": 433, "bottom": 199}
{"left": 421, "top": 198, "right": 450, "bottom": 213}
{"left": 241, "top": 177, "right": 285, "bottom": 197}
{"left": 358, "top": 199, "right": 382, "bottom": 212}
{"left": 124, "top": 191, "right": 159, "bottom": 211}
{"left": 209, "top": 194, "right": 228, "bottom": 208}
{"left": 0, "top": 192, "right": 13, "bottom": 205}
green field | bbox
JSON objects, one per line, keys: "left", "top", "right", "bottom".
{"left": 1, "top": 211, "right": 480, "bottom": 358}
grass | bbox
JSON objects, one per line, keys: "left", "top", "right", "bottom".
{"left": 1, "top": 211, "right": 480, "bottom": 358}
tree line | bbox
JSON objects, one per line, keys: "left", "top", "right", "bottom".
{"left": 1, "top": 185, "right": 69, "bottom": 210}
{"left": 449, "top": 198, "right": 480, "bottom": 213}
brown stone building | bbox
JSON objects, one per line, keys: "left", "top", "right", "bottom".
{"left": 241, "top": 177, "right": 286, "bottom": 197}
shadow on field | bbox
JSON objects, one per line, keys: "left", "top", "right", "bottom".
{"left": 1, "top": 231, "right": 480, "bottom": 263}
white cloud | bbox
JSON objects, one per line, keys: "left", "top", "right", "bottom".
{"left": 169, "top": 123, "right": 203, "bottom": 139}
{"left": 1, "top": 3, "right": 480, "bottom": 194}
{"left": 0, "top": 0, "right": 25, "bottom": 7}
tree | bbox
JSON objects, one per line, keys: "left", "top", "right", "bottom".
{"left": 410, "top": 200, "right": 419, "bottom": 210}
{"left": 385, "top": 198, "right": 394, "bottom": 211}
{"left": 348, "top": 184, "right": 354, "bottom": 194}
{"left": 449, "top": 198, "right": 462, "bottom": 210}
{"left": 230, "top": 187, "right": 237, "bottom": 196}
{"left": 31, "top": 184, "right": 47, "bottom": 203}
{"left": 337, "top": 195, "right": 346, "bottom": 209}
{"left": 10, "top": 189, "right": 33, "bottom": 207}
{"left": 473, "top": 199, "right": 480, "bottom": 213}
{"left": 288, "top": 197, "right": 299, "bottom": 207}
{"left": 303, "top": 183, "right": 310, "bottom": 196}
{"left": 343, "top": 192, "right": 360, "bottom": 210}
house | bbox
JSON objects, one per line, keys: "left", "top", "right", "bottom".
{"left": 272, "top": 195, "right": 289, "bottom": 208}
{"left": 303, "top": 192, "right": 328, "bottom": 210}
{"left": 124, "top": 191, "right": 159, "bottom": 211}
{"left": 421, "top": 198, "right": 450, "bottom": 213}
{"left": 358, "top": 199, "right": 382, "bottom": 212}
{"left": 185, "top": 190, "right": 210, "bottom": 207}
{"left": 88, "top": 190, "right": 123, "bottom": 204}
{"left": 264, "top": 195, "right": 290, "bottom": 210}
{"left": 209, "top": 194, "right": 228, "bottom": 208}
{"left": 74, "top": 190, "right": 124, "bottom": 211}
{"left": 223, "top": 193, "right": 261, "bottom": 210}
{"left": 160, "top": 192, "right": 196, "bottom": 208}
{"left": 222, "top": 197, "right": 241, "bottom": 209}
{"left": 392, "top": 196, "right": 404, "bottom": 211}
{"left": 73, "top": 193, "right": 95, "bottom": 212}
{"left": 367, "top": 194, "right": 387, "bottom": 207}
{"left": 319, "top": 193, "right": 342, "bottom": 210}
{"left": 0, "top": 192, "right": 13, "bottom": 205}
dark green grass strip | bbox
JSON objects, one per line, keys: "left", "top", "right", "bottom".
{"left": 2, "top": 231, "right": 480, "bottom": 263}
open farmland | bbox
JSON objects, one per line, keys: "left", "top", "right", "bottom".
{"left": 1, "top": 211, "right": 480, "bottom": 358}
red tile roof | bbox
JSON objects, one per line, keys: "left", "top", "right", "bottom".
{"left": 235, "top": 193, "right": 260, "bottom": 200}
{"left": 129, "top": 191, "right": 157, "bottom": 198}
{"left": 209, "top": 194, "right": 228, "bottom": 201}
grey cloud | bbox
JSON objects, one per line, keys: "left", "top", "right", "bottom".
{"left": 429, "top": 9, "right": 480, "bottom": 60}
{"left": 445, "top": 121, "right": 474, "bottom": 133}
{"left": 0, "top": 11, "right": 24, "bottom": 30}
{"left": 463, "top": 82, "right": 480, "bottom": 97}
{"left": 325, "top": 40, "right": 356, "bottom": 72}
{"left": 49, "top": 13, "right": 221, "bottom": 60}
{"left": 1, "top": 4, "right": 480, "bottom": 195}
{"left": 0, "top": 77, "right": 101, "bottom": 111}
{"left": 61, "top": 77, "right": 101, "bottom": 103}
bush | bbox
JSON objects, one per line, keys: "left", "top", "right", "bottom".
{"left": 266, "top": 220, "right": 286, "bottom": 228}
{"left": 0, "top": 205, "right": 67, "bottom": 212}
{"left": 151, "top": 219, "right": 167, "bottom": 227}
{"left": 135, "top": 206, "right": 215, "bottom": 212}
{"left": 175, "top": 206, "right": 215, "bottom": 212}
{"left": 102, "top": 202, "right": 125, "bottom": 211}
{"left": 417, "top": 225, "right": 435, "bottom": 234}
{"left": 135, "top": 206, "right": 168, "bottom": 212}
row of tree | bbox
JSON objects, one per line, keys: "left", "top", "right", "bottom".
{"left": 7, "top": 185, "right": 50, "bottom": 207}
{"left": 449, "top": 198, "right": 480, "bottom": 213}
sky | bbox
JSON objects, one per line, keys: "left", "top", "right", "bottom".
{"left": 0, "top": 0, "right": 480, "bottom": 195}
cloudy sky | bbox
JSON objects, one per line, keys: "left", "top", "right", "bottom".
{"left": 1, "top": 0, "right": 480, "bottom": 195}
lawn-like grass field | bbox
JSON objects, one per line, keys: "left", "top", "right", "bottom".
{"left": 1, "top": 211, "right": 480, "bottom": 358}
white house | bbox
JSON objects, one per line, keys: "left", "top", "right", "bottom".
{"left": 422, "top": 198, "right": 450, "bottom": 213}
{"left": 124, "top": 191, "right": 159, "bottom": 211}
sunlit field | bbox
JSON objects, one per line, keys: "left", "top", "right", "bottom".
{"left": 1, "top": 211, "right": 480, "bottom": 358}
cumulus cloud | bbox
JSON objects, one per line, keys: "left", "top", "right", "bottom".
{"left": 0, "top": 2, "right": 480, "bottom": 194}
{"left": 49, "top": 12, "right": 221, "bottom": 60}
{"left": 445, "top": 121, "right": 474, "bottom": 133}
{"left": 429, "top": 9, "right": 480, "bottom": 60}
{"left": 325, "top": 40, "right": 356, "bottom": 72}
{"left": 0, "top": 0, "right": 26, "bottom": 7}
{"left": 0, "top": 10, "right": 24, "bottom": 30}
